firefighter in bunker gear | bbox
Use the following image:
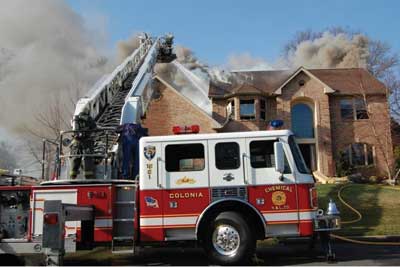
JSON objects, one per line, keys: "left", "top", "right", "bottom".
{"left": 116, "top": 123, "right": 148, "bottom": 179}
{"left": 69, "top": 109, "right": 97, "bottom": 179}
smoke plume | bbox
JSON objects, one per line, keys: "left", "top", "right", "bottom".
{"left": 116, "top": 34, "right": 141, "bottom": 63}
{"left": 0, "top": 0, "right": 109, "bottom": 132}
{"left": 289, "top": 32, "right": 369, "bottom": 69}
{"left": 226, "top": 52, "right": 273, "bottom": 71}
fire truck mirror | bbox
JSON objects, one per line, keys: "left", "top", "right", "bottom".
{"left": 274, "top": 142, "right": 285, "bottom": 174}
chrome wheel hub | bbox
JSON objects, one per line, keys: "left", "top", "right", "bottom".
{"left": 212, "top": 224, "right": 240, "bottom": 256}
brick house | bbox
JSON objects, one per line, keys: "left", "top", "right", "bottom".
{"left": 142, "top": 66, "right": 393, "bottom": 178}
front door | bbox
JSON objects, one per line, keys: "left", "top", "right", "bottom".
{"left": 244, "top": 137, "right": 299, "bottom": 236}
{"left": 160, "top": 141, "right": 210, "bottom": 232}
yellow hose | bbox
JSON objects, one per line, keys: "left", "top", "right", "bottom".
{"left": 337, "top": 184, "right": 362, "bottom": 225}
{"left": 331, "top": 233, "right": 400, "bottom": 246}
{"left": 330, "top": 183, "right": 400, "bottom": 245}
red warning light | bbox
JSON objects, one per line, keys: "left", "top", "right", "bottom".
{"left": 44, "top": 213, "right": 58, "bottom": 225}
{"left": 172, "top": 125, "right": 200, "bottom": 134}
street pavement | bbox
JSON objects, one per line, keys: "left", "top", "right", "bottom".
{"left": 14, "top": 241, "right": 400, "bottom": 266}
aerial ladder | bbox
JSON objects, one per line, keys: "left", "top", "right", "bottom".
{"left": 56, "top": 33, "right": 175, "bottom": 180}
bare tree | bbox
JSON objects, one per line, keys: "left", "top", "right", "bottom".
{"left": 23, "top": 84, "right": 84, "bottom": 180}
{"left": 358, "top": 70, "right": 394, "bottom": 182}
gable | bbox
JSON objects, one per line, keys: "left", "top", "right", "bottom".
{"left": 141, "top": 76, "right": 222, "bottom": 136}
{"left": 274, "top": 67, "right": 335, "bottom": 95}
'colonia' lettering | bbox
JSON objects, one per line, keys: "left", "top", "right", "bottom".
{"left": 265, "top": 185, "right": 293, "bottom": 193}
{"left": 169, "top": 192, "right": 204, "bottom": 199}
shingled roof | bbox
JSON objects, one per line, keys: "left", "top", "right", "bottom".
{"left": 308, "top": 68, "right": 387, "bottom": 95}
{"left": 209, "top": 67, "right": 387, "bottom": 98}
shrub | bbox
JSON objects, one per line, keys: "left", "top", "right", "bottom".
{"left": 394, "top": 146, "right": 400, "bottom": 170}
{"left": 335, "top": 151, "right": 353, "bottom": 177}
{"left": 368, "top": 175, "right": 378, "bottom": 184}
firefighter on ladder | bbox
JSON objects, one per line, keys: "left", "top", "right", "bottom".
{"left": 69, "top": 108, "right": 97, "bottom": 179}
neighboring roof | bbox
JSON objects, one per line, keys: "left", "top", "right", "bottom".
{"left": 209, "top": 67, "right": 387, "bottom": 98}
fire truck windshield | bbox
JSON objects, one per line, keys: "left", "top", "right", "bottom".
{"left": 288, "top": 135, "right": 311, "bottom": 174}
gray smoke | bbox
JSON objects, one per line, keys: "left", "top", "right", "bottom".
{"left": 172, "top": 45, "right": 236, "bottom": 84}
{"left": 289, "top": 32, "right": 369, "bottom": 69}
{"left": 116, "top": 34, "right": 141, "bottom": 63}
{"left": 0, "top": 0, "right": 110, "bottom": 132}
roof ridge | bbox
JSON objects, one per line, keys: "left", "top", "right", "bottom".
{"left": 309, "top": 67, "right": 367, "bottom": 70}
{"left": 231, "top": 69, "right": 290, "bottom": 73}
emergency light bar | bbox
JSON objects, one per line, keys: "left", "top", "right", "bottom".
{"left": 267, "top": 119, "right": 284, "bottom": 130}
{"left": 172, "top": 125, "right": 200, "bottom": 134}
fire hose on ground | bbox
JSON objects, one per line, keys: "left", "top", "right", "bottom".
{"left": 330, "top": 183, "right": 400, "bottom": 246}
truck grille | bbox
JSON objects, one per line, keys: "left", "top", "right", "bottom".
{"left": 211, "top": 187, "right": 247, "bottom": 201}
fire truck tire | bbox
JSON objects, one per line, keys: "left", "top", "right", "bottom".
{"left": 203, "top": 211, "right": 255, "bottom": 265}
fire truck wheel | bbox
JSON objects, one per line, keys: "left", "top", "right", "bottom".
{"left": 203, "top": 211, "right": 255, "bottom": 265}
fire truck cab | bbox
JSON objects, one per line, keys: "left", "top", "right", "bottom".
{"left": 137, "top": 128, "right": 340, "bottom": 264}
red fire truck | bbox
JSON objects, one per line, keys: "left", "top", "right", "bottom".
{"left": 0, "top": 34, "right": 340, "bottom": 265}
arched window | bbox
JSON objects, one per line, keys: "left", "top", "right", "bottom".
{"left": 291, "top": 103, "right": 314, "bottom": 138}
{"left": 342, "top": 143, "right": 374, "bottom": 167}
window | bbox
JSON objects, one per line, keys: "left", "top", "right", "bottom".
{"left": 355, "top": 99, "right": 369, "bottom": 119}
{"left": 340, "top": 99, "right": 354, "bottom": 120}
{"left": 215, "top": 142, "right": 240, "bottom": 170}
{"left": 340, "top": 98, "right": 369, "bottom": 120}
{"left": 288, "top": 135, "right": 310, "bottom": 174}
{"left": 260, "top": 99, "right": 266, "bottom": 121}
{"left": 250, "top": 140, "right": 275, "bottom": 168}
{"left": 250, "top": 140, "right": 291, "bottom": 173}
{"left": 291, "top": 103, "right": 314, "bottom": 138}
{"left": 343, "top": 143, "right": 374, "bottom": 167}
{"left": 240, "top": 99, "right": 255, "bottom": 120}
{"left": 165, "top": 143, "right": 205, "bottom": 172}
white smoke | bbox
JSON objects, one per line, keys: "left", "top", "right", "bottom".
{"left": 226, "top": 52, "right": 273, "bottom": 71}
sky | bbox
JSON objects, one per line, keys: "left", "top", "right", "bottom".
{"left": 67, "top": 0, "right": 400, "bottom": 66}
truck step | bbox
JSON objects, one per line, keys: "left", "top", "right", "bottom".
{"left": 112, "top": 249, "right": 135, "bottom": 254}
{"left": 113, "top": 236, "right": 134, "bottom": 240}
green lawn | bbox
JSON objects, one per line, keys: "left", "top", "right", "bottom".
{"left": 317, "top": 184, "right": 400, "bottom": 236}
